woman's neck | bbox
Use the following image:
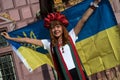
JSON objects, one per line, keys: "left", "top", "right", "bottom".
{"left": 58, "top": 37, "right": 63, "bottom": 46}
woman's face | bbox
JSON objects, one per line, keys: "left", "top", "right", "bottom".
{"left": 51, "top": 24, "right": 63, "bottom": 38}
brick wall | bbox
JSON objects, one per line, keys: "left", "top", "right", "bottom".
{"left": 0, "top": 0, "right": 40, "bottom": 30}
{"left": 110, "top": 0, "right": 120, "bottom": 24}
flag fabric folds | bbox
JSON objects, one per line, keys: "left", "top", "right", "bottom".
{"left": 8, "top": 20, "right": 53, "bottom": 72}
{"left": 8, "top": 0, "right": 120, "bottom": 75}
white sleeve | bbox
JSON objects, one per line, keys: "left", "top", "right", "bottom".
{"left": 41, "top": 39, "right": 50, "bottom": 52}
{"left": 69, "top": 29, "right": 78, "bottom": 44}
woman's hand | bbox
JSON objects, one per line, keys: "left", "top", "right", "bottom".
{"left": 1, "top": 32, "right": 11, "bottom": 39}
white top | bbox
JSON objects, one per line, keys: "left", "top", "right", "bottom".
{"left": 41, "top": 29, "right": 78, "bottom": 70}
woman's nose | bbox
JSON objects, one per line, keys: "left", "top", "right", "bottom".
{"left": 54, "top": 27, "right": 58, "bottom": 30}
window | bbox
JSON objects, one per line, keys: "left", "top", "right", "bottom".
{"left": 0, "top": 54, "right": 17, "bottom": 80}
{"left": 0, "top": 28, "right": 9, "bottom": 48}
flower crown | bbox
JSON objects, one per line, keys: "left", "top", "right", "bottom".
{"left": 44, "top": 12, "right": 69, "bottom": 29}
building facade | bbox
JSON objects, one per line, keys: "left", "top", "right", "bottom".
{"left": 0, "top": 0, "right": 120, "bottom": 80}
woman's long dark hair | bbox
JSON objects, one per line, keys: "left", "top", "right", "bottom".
{"left": 49, "top": 21, "right": 69, "bottom": 47}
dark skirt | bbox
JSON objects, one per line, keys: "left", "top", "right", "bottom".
{"left": 69, "top": 68, "right": 89, "bottom": 80}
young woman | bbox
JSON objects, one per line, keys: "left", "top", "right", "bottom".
{"left": 1, "top": 0, "right": 101, "bottom": 80}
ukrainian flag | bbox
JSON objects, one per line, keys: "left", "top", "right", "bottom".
{"left": 8, "top": 20, "right": 53, "bottom": 72}
{"left": 8, "top": 0, "right": 120, "bottom": 75}
{"left": 63, "top": 0, "right": 120, "bottom": 75}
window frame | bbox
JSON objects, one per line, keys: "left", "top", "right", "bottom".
{"left": 0, "top": 51, "right": 18, "bottom": 80}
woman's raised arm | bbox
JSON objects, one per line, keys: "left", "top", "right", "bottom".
{"left": 74, "top": 0, "right": 101, "bottom": 36}
{"left": 1, "top": 32, "right": 43, "bottom": 47}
